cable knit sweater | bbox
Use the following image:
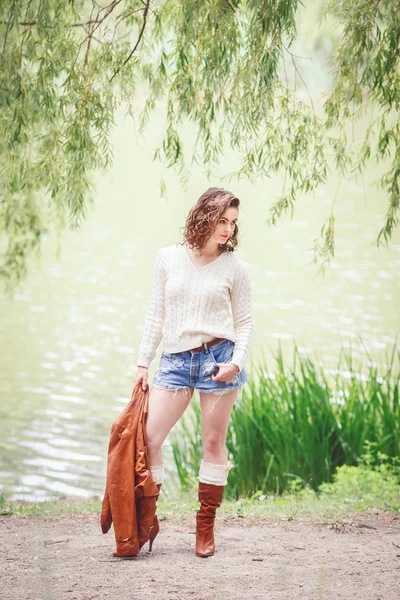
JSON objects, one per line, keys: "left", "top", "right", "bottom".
{"left": 137, "top": 241, "right": 253, "bottom": 372}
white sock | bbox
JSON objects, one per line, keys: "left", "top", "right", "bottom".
{"left": 150, "top": 462, "right": 165, "bottom": 485}
{"left": 198, "top": 458, "right": 233, "bottom": 486}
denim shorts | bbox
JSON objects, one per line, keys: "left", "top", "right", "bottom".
{"left": 152, "top": 338, "right": 248, "bottom": 400}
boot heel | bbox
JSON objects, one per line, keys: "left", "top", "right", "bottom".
{"left": 147, "top": 479, "right": 162, "bottom": 552}
{"left": 148, "top": 483, "right": 161, "bottom": 552}
{"left": 148, "top": 515, "right": 159, "bottom": 551}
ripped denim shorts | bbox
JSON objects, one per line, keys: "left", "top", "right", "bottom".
{"left": 152, "top": 338, "right": 248, "bottom": 403}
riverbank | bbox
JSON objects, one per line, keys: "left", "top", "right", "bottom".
{"left": 2, "top": 464, "right": 400, "bottom": 600}
{"left": 1, "top": 502, "right": 399, "bottom": 600}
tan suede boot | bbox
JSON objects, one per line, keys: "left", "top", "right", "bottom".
{"left": 195, "top": 481, "right": 225, "bottom": 557}
{"left": 148, "top": 482, "right": 162, "bottom": 552}
{"left": 195, "top": 459, "right": 233, "bottom": 557}
{"left": 147, "top": 462, "right": 164, "bottom": 552}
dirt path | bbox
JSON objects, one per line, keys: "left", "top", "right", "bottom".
{"left": 1, "top": 511, "right": 399, "bottom": 600}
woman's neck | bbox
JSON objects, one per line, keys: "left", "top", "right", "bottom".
{"left": 186, "top": 240, "right": 222, "bottom": 258}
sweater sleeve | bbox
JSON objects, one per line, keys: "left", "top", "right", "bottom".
{"left": 230, "top": 259, "right": 253, "bottom": 372}
{"left": 137, "top": 249, "right": 166, "bottom": 369}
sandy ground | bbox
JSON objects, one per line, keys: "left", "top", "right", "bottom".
{"left": 1, "top": 511, "right": 400, "bottom": 600}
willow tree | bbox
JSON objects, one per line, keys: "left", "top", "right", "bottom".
{"left": 0, "top": 0, "right": 399, "bottom": 287}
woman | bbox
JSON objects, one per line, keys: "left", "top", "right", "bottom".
{"left": 134, "top": 187, "right": 253, "bottom": 557}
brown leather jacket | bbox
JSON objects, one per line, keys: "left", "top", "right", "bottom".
{"left": 101, "top": 383, "right": 158, "bottom": 557}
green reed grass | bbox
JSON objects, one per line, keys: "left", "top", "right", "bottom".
{"left": 169, "top": 341, "right": 399, "bottom": 499}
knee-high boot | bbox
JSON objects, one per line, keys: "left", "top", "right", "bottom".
{"left": 148, "top": 462, "right": 164, "bottom": 552}
{"left": 195, "top": 459, "right": 233, "bottom": 557}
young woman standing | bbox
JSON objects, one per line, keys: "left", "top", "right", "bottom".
{"left": 134, "top": 187, "right": 253, "bottom": 557}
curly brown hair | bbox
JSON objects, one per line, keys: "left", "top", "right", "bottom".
{"left": 179, "top": 187, "right": 240, "bottom": 253}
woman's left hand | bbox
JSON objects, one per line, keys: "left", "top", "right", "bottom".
{"left": 211, "top": 363, "right": 240, "bottom": 383}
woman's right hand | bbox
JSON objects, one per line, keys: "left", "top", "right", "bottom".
{"left": 134, "top": 366, "right": 149, "bottom": 391}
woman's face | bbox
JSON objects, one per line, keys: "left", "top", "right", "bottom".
{"left": 210, "top": 206, "right": 239, "bottom": 244}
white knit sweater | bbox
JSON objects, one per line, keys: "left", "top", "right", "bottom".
{"left": 137, "top": 242, "right": 253, "bottom": 372}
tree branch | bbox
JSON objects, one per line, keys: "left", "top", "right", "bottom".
{"left": 224, "top": 0, "right": 235, "bottom": 12}
{"left": 109, "top": 0, "right": 150, "bottom": 83}
{"left": 0, "top": 19, "right": 109, "bottom": 27}
{"left": 83, "top": 4, "right": 98, "bottom": 67}
{"left": 1, "top": 0, "right": 16, "bottom": 58}
{"left": 78, "top": 0, "right": 124, "bottom": 49}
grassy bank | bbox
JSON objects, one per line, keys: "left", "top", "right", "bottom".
{"left": 171, "top": 341, "right": 400, "bottom": 498}
{"left": 2, "top": 460, "right": 399, "bottom": 524}
{"left": 1, "top": 342, "right": 398, "bottom": 522}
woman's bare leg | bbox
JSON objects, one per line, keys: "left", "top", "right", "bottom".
{"left": 146, "top": 386, "right": 194, "bottom": 466}
{"left": 199, "top": 388, "right": 238, "bottom": 464}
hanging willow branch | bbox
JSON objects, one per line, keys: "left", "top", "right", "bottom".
{"left": 109, "top": 0, "right": 150, "bottom": 83}
{"left": 0, "top": 0, "right": 399, "bottom": 288}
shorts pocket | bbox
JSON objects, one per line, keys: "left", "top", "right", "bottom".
{"left": 210, "top": 340, "right": 234, "bottom": 365}
{"left": 160, "top": 352, "right": 185, "bottom": 369}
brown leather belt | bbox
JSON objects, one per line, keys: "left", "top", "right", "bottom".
{"left": 188, "top": 337, "right": 226, "bottom": 352}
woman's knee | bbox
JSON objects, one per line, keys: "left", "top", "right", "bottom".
{"left": 203, "top": 433, "right": 226, "bottom": 456}
{"left": 145, "top": 424, "right": 164, "bottom": 454}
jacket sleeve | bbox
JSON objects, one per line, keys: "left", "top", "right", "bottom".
{"left": 137, "top": 249, "right": 166, "bottom": 369}
{"left": 230, "top": 259, "right": 253, "bottom": 372}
